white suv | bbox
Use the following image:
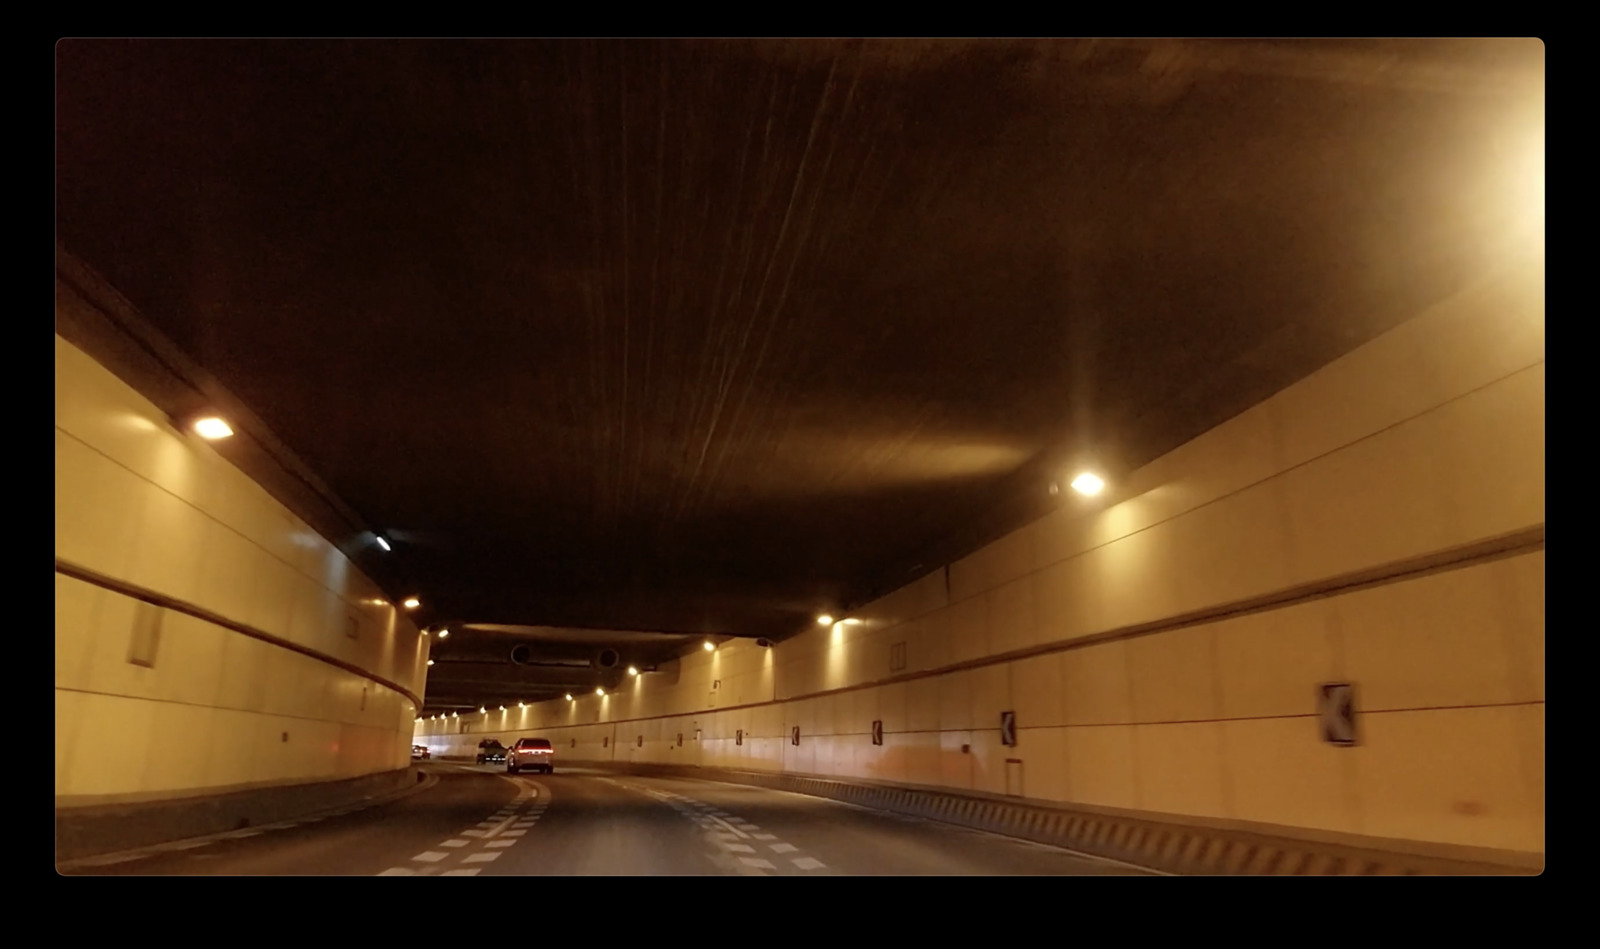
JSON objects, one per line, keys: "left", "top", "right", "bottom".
{"left": 507, "top": 737, "right": 555, "bottom": 774}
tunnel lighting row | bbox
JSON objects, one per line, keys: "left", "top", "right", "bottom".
{"left": 186, "top": 417, "right": 426, "bottom": 577}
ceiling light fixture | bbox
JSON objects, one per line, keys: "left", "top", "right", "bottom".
{"left": 595, "top": 687, "right": 604, "bottom": 696}
{"left": 703, "top": 641, "right": 715, "bottom": 651}
{"left": 1071, "top": 472, "right": 1106, "bottom": 496}
{"left": 426, "top": 660, "right": 434, "bottom": 666}
{"left": 816, "top": 614, "right": 833, "bottom": 626}
{"left": 566, "top": 693, "right": 573, "bottom": 701}
{"left": 192, "top": 416, "right": 233, "bottom": 440}
{"left": 402, "top": 597, "right": 421, "bottom": 610}
{"left": 375, "top": 535, "right": 392, "bottom": 552}
{"left": 628, "top": 666, "right": 639, "bottom": 676}
{"left": 437, "top": 629, "right": 449, "bottom": 639}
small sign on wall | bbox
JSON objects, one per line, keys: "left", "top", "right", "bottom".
{"left": 871, "top": 720, "right": 883, "bottom": 745}
{"left": 677, "top": 733, "right": 683, "bottom": 747}
{"left": 791, "top": 725, "right": 800, "bottom": 746}
{"left": 1319, "top": 683, "right": 1358, "bottom": 746}
{"left": 736, "top": 729, "right": 743, "bottom": 746}
{"left": 637, "top": 735, "right": 644, "bottom": 748}
{"left": 1000, "top": 711, "right": 1017, "bottom": 747}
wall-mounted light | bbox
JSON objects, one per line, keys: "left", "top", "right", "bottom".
{"left": 192, "top": 416, "right": 233, "bottom": 440}
{"left": 595, "top": 687, "right": 605, "bottom": 696}
{"left": 499, "top": 705, "right": 505, "bottom": 711}
{"left": 402, "top": 597, "right": 421, "bottom": 610}
{"left": 816, "top": 614, "right": 834, "bottom": 626}
{"left": 842, "top": 618, "right": 862, "bottom": 626}
{"left": 437, "top": 628, "right": 449, "bottom": 639}
{"left": 566, "top": 693, "right": 573, "bottom": 701}
{"left": 479, "top": 706, "right": 486, "bottom": 713}
{"left": 703, "top": 641, "right": 715, "bottom": 651}
{"left": 518, "top": 702, "right": 526, "bottom": 708}
{"left": 375, "top": 535, "right": 392, "bottom": 552}
{"left": 628, "top": 666, "right": 639, "bottom": 676}
{"left": 1071, "top": 472, "right": 1105, "bottom": 496}
{"left": 426, "top": 659, "right": 434, "bottom": 666}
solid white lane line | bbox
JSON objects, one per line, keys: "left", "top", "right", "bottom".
{"left": 739, "top": 857, "right": 776, "bottom": 869}
{"left": 440, "top": 840, "right": 469, "bottom": 848}
{"left": 462, "top": 852, "right": 500, "bottom": 863}
{"left": 412, "top": 852, "right": 449, "bottom": 862}
{"left": 792, "top": 857, "right": 826, "bottom": 870}
{"left": 769, "top": 843, "right": 798, "bottom": 853}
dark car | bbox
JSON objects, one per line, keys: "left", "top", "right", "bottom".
{"left": 476, "top": 739, "right": 507, "bottom": 764}
{"left": 506, "top": 737, "right": 555, "bottom": 774}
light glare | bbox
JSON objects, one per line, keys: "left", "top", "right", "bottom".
{"left": 437, "top": 629, "right": 449, "bottom": 639}
{"left": 703, "top": 641, "right": 715, "bottom": 651}
{"left": 817, "top": 614, "right": 833, "bottom": 625}
{"left": 375, "top": 536, "right": 392, "bottom": 552}
{"left": 193, "top": 417, "right": 233, "bottom": 439}
{"left": 402, "top": 597, "right": 421, "bottom": 610}
{"left": 628, "top": 666, "right": 639, "bottom": 676}
{"left": 1071, "top": 472, "right": 1105, "bottom": 496}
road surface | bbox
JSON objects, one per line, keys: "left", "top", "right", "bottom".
{"left": 60, "top": 764, "right": 1152, "bottom": 876}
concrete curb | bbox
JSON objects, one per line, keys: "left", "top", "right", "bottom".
{"left": 590, "top": 762, "right": 1541, "bottom": 876}
{"left": 56, "top": 766, "right": 428, "bottom": 863}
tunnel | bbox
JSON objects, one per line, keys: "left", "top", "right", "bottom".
{"left": 54, "top": 37, "right": 1543, "bottom": 877}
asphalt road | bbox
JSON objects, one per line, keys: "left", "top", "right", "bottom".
{"left": 59, "top": 765, "right": 1151, "bottom": 876}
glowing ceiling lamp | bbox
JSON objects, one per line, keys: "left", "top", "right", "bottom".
{"left": 192, "top": 416, "right": 233, "bottom": 440}
{"left": 1070, "top": 472, "right": 1106, "bottom": 496}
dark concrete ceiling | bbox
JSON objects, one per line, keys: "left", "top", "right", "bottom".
{"left": 55, "top": 38, "right": 1543, "bottom": 710}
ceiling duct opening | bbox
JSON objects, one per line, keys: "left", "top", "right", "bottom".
{"left": 594, "top": 648, "right": 620, "bottom": 670}
{"left": 510, "top": 643, "right": 533, "bottom": 665}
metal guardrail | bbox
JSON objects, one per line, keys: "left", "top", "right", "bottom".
{"left": 591, "top": 762, "right": 1540, "bottom": 876}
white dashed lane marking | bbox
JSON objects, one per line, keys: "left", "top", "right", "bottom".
{"left": 377, "top": 776, "right": 549, "bottom": 877}
{"left": 625, "top": 782, "right": 829, "bottom": 875}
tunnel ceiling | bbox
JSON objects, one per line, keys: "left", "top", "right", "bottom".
{"left": 55, "top": 39, "right": 1543, "bottom": 709}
